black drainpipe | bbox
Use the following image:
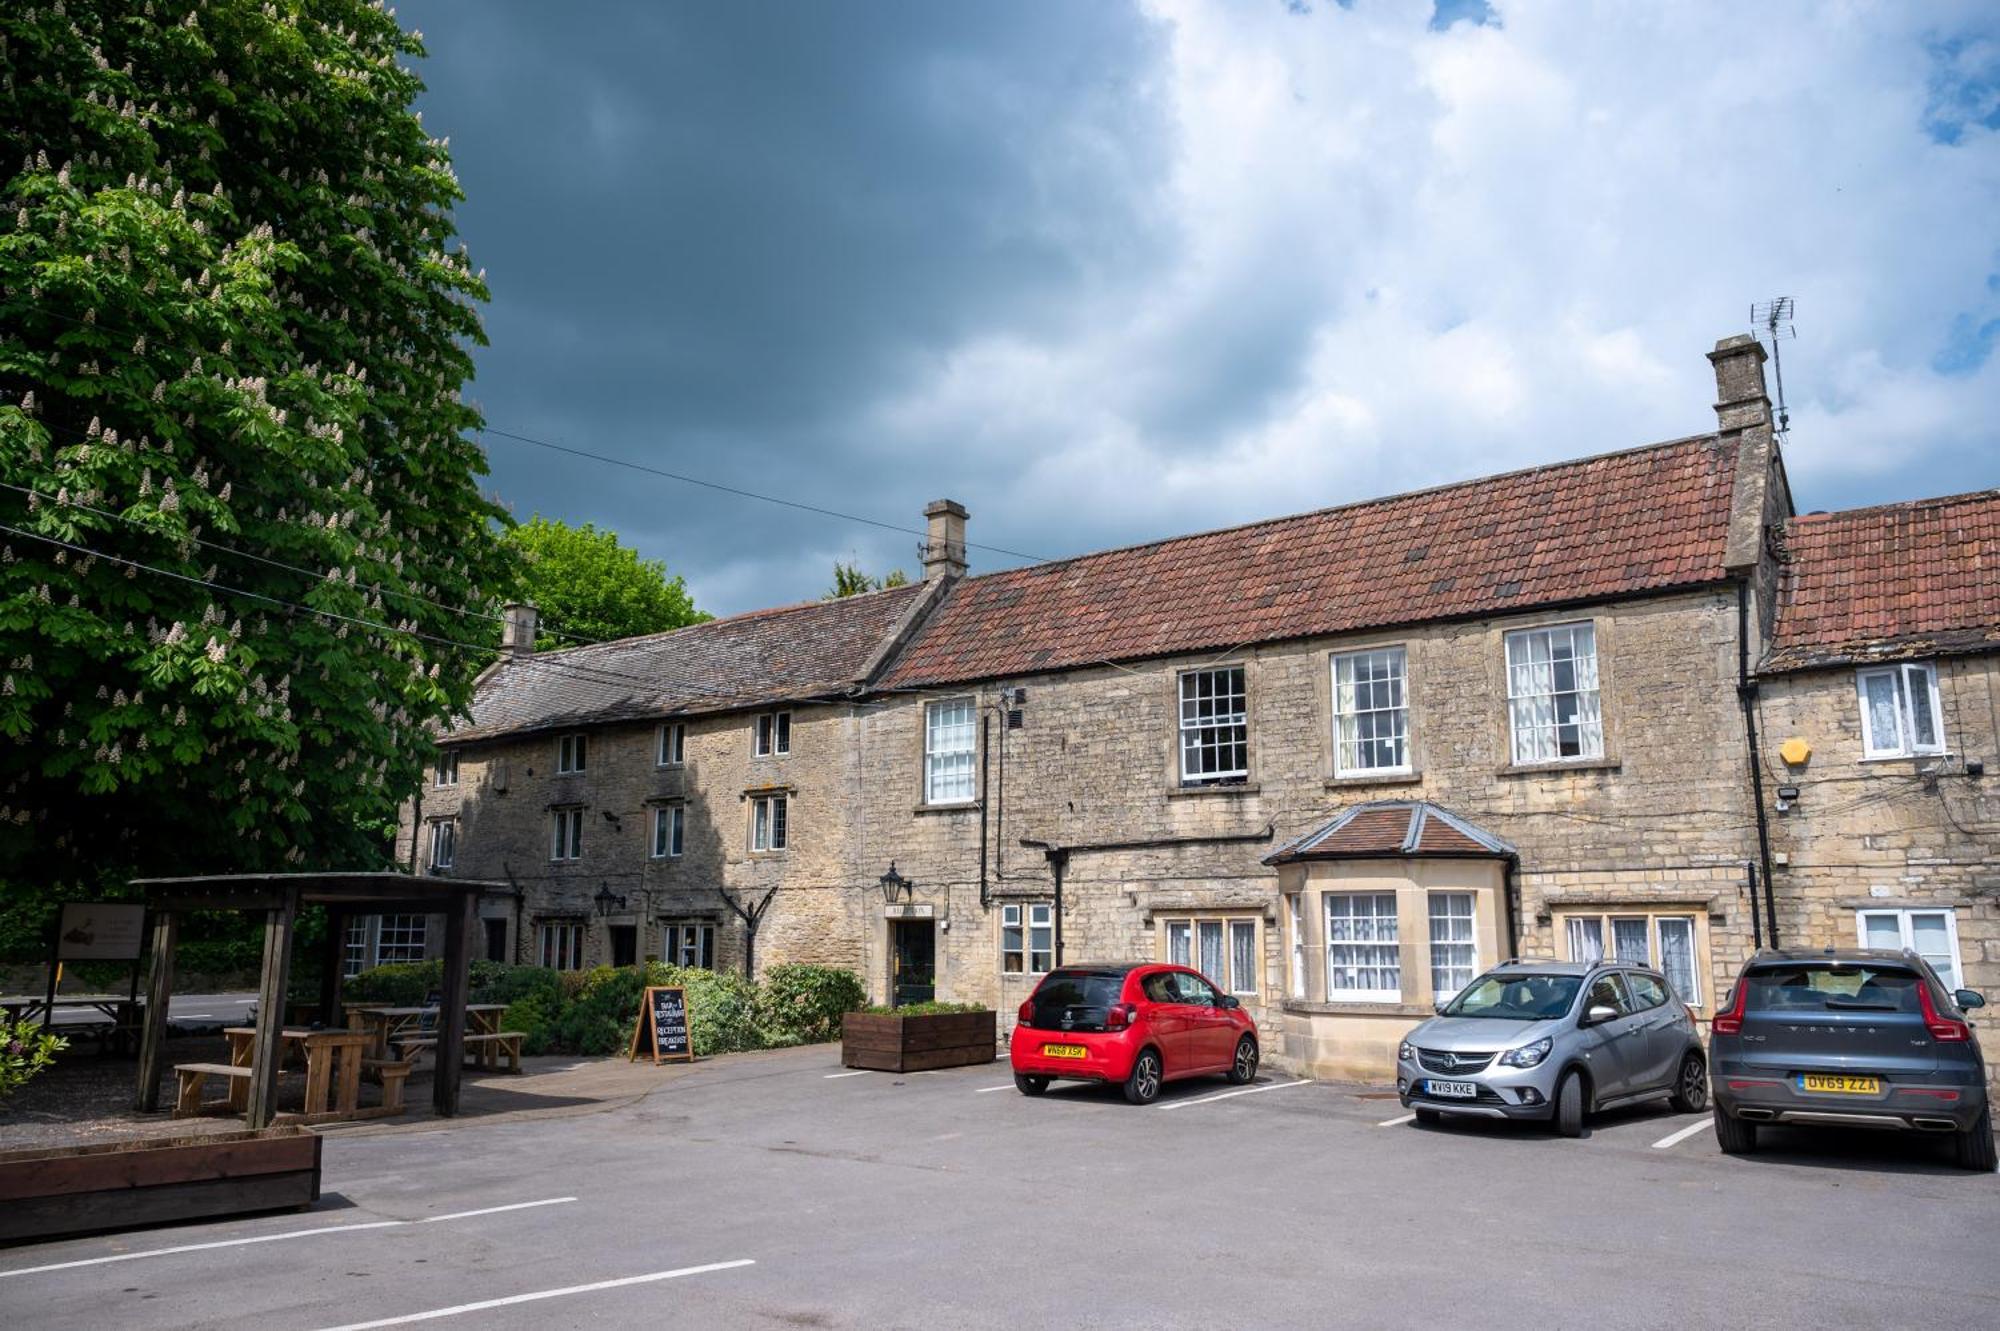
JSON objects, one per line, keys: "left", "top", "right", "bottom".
{"left": 1503, "top": 857, "right": 1520, "bottom": 960}
{"left": 1737, "top": 579, "right": 1780, "bottom": 948}
{"left": 978, "top": 713, "right": 991, "bottom": 910}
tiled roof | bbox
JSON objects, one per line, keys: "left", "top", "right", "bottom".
{"left": 1763, "top": 490, "right": 2000, "bottom": 673}
{"left": 1264, "top": 801, "right": 1517, "bottom": 864}
{"left": 879, "top": 435, "right": 1739, "bottom": 688}
{"left": 446, "top": 582, "right": 931, "bottom": 742}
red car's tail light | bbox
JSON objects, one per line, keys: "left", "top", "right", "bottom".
{"left": 1104, "top": 1003, "right": 1134, "bottom": 1030}
{"left": 1712, "top": 981, "right": 1749, "bottom": 1036}
{"left": 1017, "top": 999, "right": 1034, "bottom": 1024}
{"left": 1917, "top": 982, "right": 1971, "bottom": 1042}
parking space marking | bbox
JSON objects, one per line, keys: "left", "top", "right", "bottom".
{"left": 311, "top": 1259, "right": 757, "bottom": 1330}
{"left": 1377, "top": 1113, "right": 1417, "bottom": 1127}
{"left": 1157, "top": 1079, "right": 1313, "bottom": 1111}
{"left": 0, "top": 1198, "right": 579, "bottom": 1281}
{"left": 1651, "top": 1118, "right": 1711, "bottom": 1150}
{"left": 823, "top": 1070, "right": 870, "bottom": 1079}
{"left": 974, "top": 1084, "right": 1014, "bottom": 1094}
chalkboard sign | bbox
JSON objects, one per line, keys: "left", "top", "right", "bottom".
{"left": 629, "top": 985, "right": 693, "bottom": 1065}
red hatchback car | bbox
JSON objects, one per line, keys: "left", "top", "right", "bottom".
{"left": 1010, "top": 962, "right": 1260, "bottom": 1104}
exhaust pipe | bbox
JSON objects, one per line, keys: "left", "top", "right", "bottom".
{"left": 1913, "top": 1117, "right": 1959, "bottom": 1133}
{"left": 1737, "top": 1108, "right": 1776, "bottom": 1121}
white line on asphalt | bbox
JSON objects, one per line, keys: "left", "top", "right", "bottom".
{"left": 823, "top": 1070, "right": 870, "bottom": 1079}
{"left": 1378, "top": 1113, "right": 1417, "bottom": 1127}
{"left": 311, "top": 1259, "right": 758, "bottom": 1330}
{"left": 0, "top": 1197, "right": 579, "bottom": 1280}
{"left": 1157, "top": 1079, "right": 1313, "bottom": 1111}
{"left": 177, "top": 1012, "right": 215, "bottom": 1018}
{"left": 1651, "top": 1118, "right": 1711, "bottom": 1150}
{"left": 418, "top": 1197, "right": 577, "bottom": 1224}
{"left": 974, "top": 1084, "right": 1015, "bottom": 1093}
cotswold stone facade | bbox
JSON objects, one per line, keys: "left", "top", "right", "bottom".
{"left": 391, "top": 333, "right": 1996, "bottom": 1084}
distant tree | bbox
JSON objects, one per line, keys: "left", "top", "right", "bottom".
{"left": 507, "top": 517, "right": 707, "bottom": 645}
{"left": 0, "top": 2, "right": 516, "bottom": 886}
{"left": 827, "top": 561, "right": 910, "bottom": 598}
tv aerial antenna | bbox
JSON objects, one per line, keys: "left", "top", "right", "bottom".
{"left": 1750, "top": 298, "right": 1794, "bottom": 436}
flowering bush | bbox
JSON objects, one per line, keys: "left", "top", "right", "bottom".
{"left": 0, "top": 1016, "right": 66, "bottom": 1100}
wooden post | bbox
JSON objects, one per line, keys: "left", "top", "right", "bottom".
{"left": 135, "top": 911, "right": 178, "bottom": 1112}
{"left": 246, "top": 898, "right": 297, "bottom": 1130}
{"left": 433, "top": 891, "right": 477, "bottom": 1117}
{"left": 318, "top": 909, "right": 346, "bottom": 1027}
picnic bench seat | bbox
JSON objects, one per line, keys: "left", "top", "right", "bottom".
{"left": 359, "top": 1058, "right": 415, "bottom": 1113}
{"left": 173, "top": 1062, "right": 252, "bottom": 1117}
{"left": 391, "top": 1030, "right": 525, "bottom": 1074}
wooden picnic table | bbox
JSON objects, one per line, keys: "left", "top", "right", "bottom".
{"left": 346, "top": 1003, "right": 507, "bottom": 1062}
{"left": 3, "top": 996, "right": 145, "bottom": 1054}
{"left": 222, "top": 1026, "right": 374, "bottom": 1122}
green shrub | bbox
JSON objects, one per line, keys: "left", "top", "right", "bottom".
{"left": 857, "top": 1000, "right": 990, "bottom": 1016}
{"left": 1, "top": 1017, "right": 66, "bottom": 1100}
{"left": 503, "top": 989, "right": 566, "bottom": 1057}
{"left": 645, "top": 963, "right": 764, "bottom": 1056}
{"left": 341, "top": 960, "right": 442, "bottom": 1007}
{"left": 758, "top": 964, "right": 866, "bottom": 1046}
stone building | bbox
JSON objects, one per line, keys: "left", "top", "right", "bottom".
{"left": 389, "top": 334, "right": 1995, "bottom": 1083}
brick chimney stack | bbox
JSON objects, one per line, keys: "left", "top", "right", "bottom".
{"left": 1708, "top": 333, "right": 1772, "bottom": 433}
{"left": 500, "top": 601, "right": 539, "bottom": 657}
{"left": 922, "top": 499, "right": 969, "bottom": 580}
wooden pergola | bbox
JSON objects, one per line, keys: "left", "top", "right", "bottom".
{"left": 129, "top": 871, "right": 505, "bottom": 1128}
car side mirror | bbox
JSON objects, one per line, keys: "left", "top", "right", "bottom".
{"left": 1582, "top": 1004, "right": 1618, "bottom": 1026}
{"left": 1954, "top": 989, "right": 1986, "bottom": 1011}
{"left": 1217, "top": 995, "right": 1241, "bottom": 1010}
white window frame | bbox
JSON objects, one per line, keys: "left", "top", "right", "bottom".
{"left": 550, "top": 806, "right": 583, "bottom": 861}
{"left": 1856, "top": 908, "right": 1963, "bottom": 990}
{"left": 556, "top": 732, "right": 587, "bottom": 774}
{"left": 343, "top": 917, "right": 370, "bottom": 977}
{"left": 650, "top": 804, "right": 684, "bottom": 859}
{"left": 1560, "top": 910, "right": 1704, "bottom": 1006}
{"left": 1286, "top": 893, "right": 1306, "bottom": 1000}
{"left": 375, "top": 913, "right": 428, "bottom": 966}
{"left": 1855, "top": 662, "right": 1945, "bottom": 759}
{"left": 1178, "top": 665, "right": 1249, "bottom": 786}
{"left": 924, "top": 697, "right": 977, "bottom": 805}
{"left": 661, "top": 920, "right": 715, "bottom": 970}
{"left": 1159, "top": 914, "right": 1260, "bottom": 997}
{"left": 427, "top": 818, "right": 456, "bottom": 871}
{"left": 1333, "top": 647, "right": 1411, "bottom": 776}
{"left": 1504, "top": 623, "right": 1603, "bottom": 765}
{"left": 1000, "top": 903, "right": 1054, "bottom": 975}
{"left": 750, "top": 793, "right": 788, "bottom": 852}
{"left": 1426, "top": 892, "right": 1477, "bottom": 1002}
{"left": 1324, "top": 892, "right": 1401, "bottom": 1003}
{"left": 538, "top": 921, "right": 584, "bottom": 971}
{"left": 657, "top": 721, "right": 686, "bottom": 767}
{"left": 432, "top": 750, "right": 459, "bottom": 787}
{"left": 754, "top": 711, "right": 791, "bottom": 757}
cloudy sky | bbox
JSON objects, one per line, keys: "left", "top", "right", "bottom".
{"left": 401, "top": 0, "right": 2000, "bottom": 617}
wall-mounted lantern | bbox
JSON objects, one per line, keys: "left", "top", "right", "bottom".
{"left": 879, "top": 862, "right": 913, "bottom": 907}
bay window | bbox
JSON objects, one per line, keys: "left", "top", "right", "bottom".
{"left": 1427, "top": 892, "right": 1476, "bottom": 1000}
{"left": 1325, "top": 893, "right": 1400, "bottom": 1002}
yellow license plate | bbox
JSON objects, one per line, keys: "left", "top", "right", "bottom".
{"left": 1799, "top": 1074, "right": 1880, "bottom": 1094}
{"left": 1043, "top": 1043, "right": 1088, "bottom": 1059}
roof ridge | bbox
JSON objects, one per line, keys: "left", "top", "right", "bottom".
{"left": 525, "top": 580, "right": 925, "bottom": 663}
{"left": 956, "top": 432, "right": 1723, "bottom": 583}
{"left": 1788, "top": 487, "right": 2000, "bottom": 527}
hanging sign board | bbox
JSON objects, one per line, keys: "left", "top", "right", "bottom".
{"left": 628, "top": 985, "right": 693, "bottom": 1065}
{"left": 55, "top": 903, "right": 146, "bottom": 961}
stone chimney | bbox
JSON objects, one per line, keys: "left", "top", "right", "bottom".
{"left": 500, "top": 601, "right": 539, "bottom": 657}
{"left": 922, "top": 499, "right": 968, "bottom": 580}
{"left": 1708, "top": 333, "right": 1772, "bottom": 433}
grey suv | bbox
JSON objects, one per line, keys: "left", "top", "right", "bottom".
{"left": 1396, "top": 958, "right": 1707, "bottom": 1137}
{"left": 1710, "top": 948, "right": 1993, "bottom": 1171}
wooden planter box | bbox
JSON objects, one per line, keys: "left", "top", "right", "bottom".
{"left": 0, "top": 1126, "right": 321, "bottom": 1245}
{"left": 841, "top": 1010, "right": 996, "bottom": 1072}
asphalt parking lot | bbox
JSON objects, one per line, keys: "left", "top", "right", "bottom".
{"left": 5, "top": 1044, "right": 1996, "bottom": 1329}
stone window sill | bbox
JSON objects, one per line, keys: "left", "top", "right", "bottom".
{"left": 1167, "top": 782, "right": 1261, "bottom": 799}
{"left": 1325, "top": 770, "right": 1423, "bottom": 790}
{"left": 1498, "top": 757, "right": 1621, "bottom": 777}
{"left": 913, "top": 800, "right": 981, "bottom": 816}
{"left": 1282, "top": 999, "right": 1438, "bottom": 1019}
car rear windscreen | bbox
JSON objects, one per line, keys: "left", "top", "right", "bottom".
{"left": 1031, "top": 972, "right": 1126, "bottom": 1013}
{"left": 1743, "top": 964, "right": 1923, "bottom": 1014}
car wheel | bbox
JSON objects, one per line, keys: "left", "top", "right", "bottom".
{"left": 1712, "top": 1105, "right": 1758, "bottom": 1155}
{"left": 1668, "top": 1052, "right": 1708, "bottom": 1113}
{"left": 1123, "top": 1048, "right": 1163, "bottom": 1105}
{"left": 1554, "top": 1070, "right": 1586, "bottom": 1138}
{"left": 1414, "top": 1107, "right": 1441, "bottom": 1126}
{"left": 1014, "top": 1073, "right": 1049, "bottom": 1097}
{"left": 1953, "top": 1104, "right": 1997, "bottom": 1172}
{"left": 1227, "top": 1035, "right": 1259, "bottom": 1085}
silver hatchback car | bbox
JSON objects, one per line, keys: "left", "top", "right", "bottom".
{"left": 1396, "top": 958, "right": 1707, "bottom": 1136}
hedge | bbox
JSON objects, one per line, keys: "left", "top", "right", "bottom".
{"left": 338, "top": 960, "right": 866, "bottom": 1059}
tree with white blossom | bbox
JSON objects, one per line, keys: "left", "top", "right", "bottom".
{"left": 0, "top": 1, "right": 516, "bottom": 886}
